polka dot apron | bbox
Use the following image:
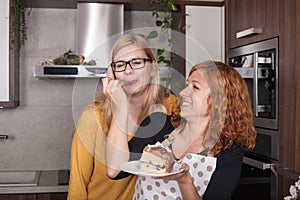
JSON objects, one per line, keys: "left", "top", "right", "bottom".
{"left": 133, "top": 153, "right": 217, "bottom": 200}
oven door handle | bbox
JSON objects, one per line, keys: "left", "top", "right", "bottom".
{"left": 243, "top": 157, "right": 271, "bottom": 170}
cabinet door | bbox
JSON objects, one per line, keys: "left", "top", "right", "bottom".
{"left": 185, "top": 5, "right": 224, "bottom": 76}
{"left": 0, "top": 193, "right": 67, "bottom": 200}
{"left": 0, "top": 194, "right": 36, "bottom": 200}
{"left": 0, "top": 0, "right": 10, "bottom": 106}
{"left": 226, "top": 0, "right": 279, "bottom": 49}
{"left": 37, "top": 193, "right": 67, "bottom": 200}
{"left": 227, "top": 0, "right": 256, "bottom": 49}
{"left": 0, "top": 0, "right": 19, "bottom": 108}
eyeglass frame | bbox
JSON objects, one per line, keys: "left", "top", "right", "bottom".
{"left": 110, "top": 58, "right": 152, "bottom": 72}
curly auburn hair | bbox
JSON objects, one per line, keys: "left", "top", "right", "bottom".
{"left": 189, "top": 61, "right": 256, "bottom": 156}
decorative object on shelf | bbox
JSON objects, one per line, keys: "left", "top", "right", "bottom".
{"left": 11, "top": 0, "right": 32, "bottom": 50}
{"left": 39, "top": 49, "right": 96, "bottom": 66}
{"left": 284, "top": 176, "right": 300, "bottom": 200}
{"left": 52, "top": 49, "right": 85, "bottom": 65}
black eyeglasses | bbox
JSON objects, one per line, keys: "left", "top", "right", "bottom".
{"left": 110, "top": 58, "right": 152, "bottom": 72}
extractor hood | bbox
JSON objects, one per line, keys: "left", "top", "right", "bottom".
{"left": 76, "top": 2, "right": 124, "bottom": 65}
{"left": 34, "top": 2, "right": 124, "bottom": 79}
{"left": 34, "top": 65, "right": 107, "bottom": 78}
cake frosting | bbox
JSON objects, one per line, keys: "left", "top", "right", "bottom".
{"left": 139, "top": 142, "right": 175, "bottom": 174}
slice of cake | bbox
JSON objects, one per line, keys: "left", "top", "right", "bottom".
{"left": 139, "top": 142, "right": 175, "bottom": 174}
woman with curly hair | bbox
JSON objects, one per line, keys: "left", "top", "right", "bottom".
{"left": 133, "top": 61, "right": 256, "bottom": 200}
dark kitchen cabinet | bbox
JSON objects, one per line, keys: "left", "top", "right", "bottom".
{"left": 225, "top": 0, "right": 279, "bottom": 49}
{"left": 0, "top": 194, "right": 36, "bottom": 200}
{"left": 37, "top": 193, "right": 67, "bottom": 200}
{"left": 0, "top": 193, "right": 67, "bottom": 200}
{"left": 277, "top": 0, "right": 300, "bottom": 199}
{"left": 226, "top": 0, "right": 300, "bottom": 199}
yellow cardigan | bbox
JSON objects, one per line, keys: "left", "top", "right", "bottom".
{"left": 67, "top": 93, "right": 180, "bottom": 200}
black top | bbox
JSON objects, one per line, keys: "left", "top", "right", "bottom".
{"left": 112, "top": 112, "right": 175, "bottom": 180}
{"left": 112, "top": 112, "right": 244, "bottom": 200}
{"left": 203, "top": 144, "right": 244, "bottom": 200}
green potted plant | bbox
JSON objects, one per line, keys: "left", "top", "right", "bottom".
{"left": 148, "top": 0, "right": 186, "bottom": 90}
{"left": 11, "top": 0, "right": 31, "bottom": 50}
{"left": 148, "top": 0, "right": 177, "bottom": 68}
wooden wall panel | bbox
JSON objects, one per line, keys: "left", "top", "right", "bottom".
{"left": 278, "top": 0, "right": 296, "bottom": 171}
{"left": 277, "top": 0, "right": 299, "bottom": 198}
{"left": 295, "top": 0, "right": 300, "bottom": 173}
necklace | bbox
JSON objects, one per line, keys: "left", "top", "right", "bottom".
{"left": 161, "top": 129, "right": 180, "bottom": 147}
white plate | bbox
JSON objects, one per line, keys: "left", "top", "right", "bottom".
{"left": 120, "top": 160, "right": 183, "bottom": 177}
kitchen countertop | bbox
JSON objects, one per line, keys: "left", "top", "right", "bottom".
{"left": 0, "top": 170, "right": 69, "bottom": 194}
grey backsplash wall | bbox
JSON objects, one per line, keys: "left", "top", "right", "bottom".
{"left": 0, "top": 8, "right": 155, "bottom": 171}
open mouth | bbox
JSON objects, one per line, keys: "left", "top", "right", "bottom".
{"left": 122, "top": 80, "right": 137, "bottom": 85}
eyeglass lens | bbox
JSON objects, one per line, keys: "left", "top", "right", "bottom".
{"left": 111, "top": 58, "right": 150, "bottom": 72}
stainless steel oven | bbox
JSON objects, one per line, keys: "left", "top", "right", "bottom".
{"left": 232, "top": 128, "right": 278, "bottom": 200}
{"left": 228, "top": 37, "right": 278, "bottom": 130}
{"left": 228, "top": 38, "right": 279, "bottom": 200}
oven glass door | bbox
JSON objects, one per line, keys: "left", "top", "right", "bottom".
{"left": 232, "top": 127, "right": 278, "bottom": 200}
{"left": 232, "top": 156, "right": 275, "bottom": 200}
{"left": 228, "top": 38, "right": 278, "bottom": 130}
{"left": 255, "top": 49, "right": 277, "bottom": 120}
{"left": 252, "top": 128, "right": 278, "bottom": 160}
{"left": 232, "top": 161, "right": 271, "bottom": 200}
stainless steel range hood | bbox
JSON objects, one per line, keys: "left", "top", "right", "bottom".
{"left": 34, "top": 2, "right": 124, "bottom": 78}
{"left": 77, "top": 2, "right": 124, "bottom": 65}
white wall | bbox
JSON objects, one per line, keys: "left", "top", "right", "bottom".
{"left": 0, "top": 8, "right": 78, "bottom": 171}
{"left": 0, "top": 8, "right": 168, "bottom": 171}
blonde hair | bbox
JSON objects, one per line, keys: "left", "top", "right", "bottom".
{"left": 96, "top": 34, "right": 165, "bottom": 134}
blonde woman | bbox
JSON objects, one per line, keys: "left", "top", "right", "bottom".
{"left": 68, "top": 34, "right": 180, "bottom": 200}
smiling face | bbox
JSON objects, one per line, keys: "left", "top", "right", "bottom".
{"left": 113, "top": 45, "right": 156, "bottom": 95}
{"left": 179, "top": 69, "right": 211, "bottom": 123}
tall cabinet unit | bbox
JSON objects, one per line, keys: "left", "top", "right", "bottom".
{"left": 226, "top": 0, "right": 300, "bottom": 199}
{"left": 0, "top": 0, "right": 19, "bottom": 108}
{"left": 277, "top": 0, "right": 300, "bottom": 198}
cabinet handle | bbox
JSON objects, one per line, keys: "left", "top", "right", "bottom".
{"left": 0, "top": 135, "right": 8, "bottom": 140}
{"left": 253, "top": 52, "right": 259, "bottom": 116}
{"left": 243, "top": 157, "right": 272, "bottom": 170}
{"left": 236, "top": 27, "right": 263, "bottom": 39}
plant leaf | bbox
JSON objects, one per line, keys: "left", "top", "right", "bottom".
{"left": 158, "top": 56, "right": 165, "bottom": 63}
{"left": 165, "top": 78, "right": 172, "bottom": 88}
{"left": 168, "top": 39, "right": 176, "bottom": 46}
{"left": 169, "top": 3, "right": 178, "bottom": 11}
{"left": 176, "top": 82, "right": 183, "bottom": 90}
{"left": 152, "top": 9, "right": 158, "bottom": 17}
{"left": 163, "top": 59, "right": 172, "bottom": 66}
{"left": 156, "top": 20, "right": 163, "bottom": 26}
{"left": 157, "top": 49, "right": 165, "bottom": 56}
{"left": 147, "top": 31, "right": 158, "bottom": 39}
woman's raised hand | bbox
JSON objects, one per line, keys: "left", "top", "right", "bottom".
{"left": 102, "top": 78, "right": 128, "bottom": 110}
